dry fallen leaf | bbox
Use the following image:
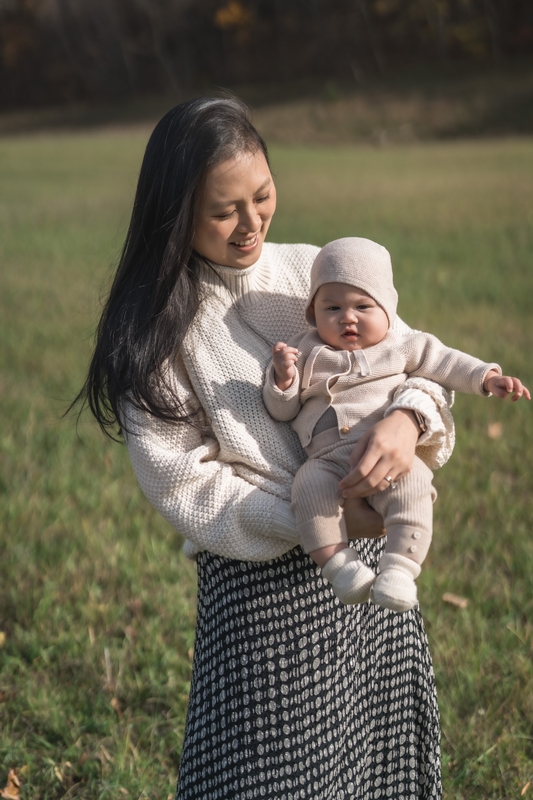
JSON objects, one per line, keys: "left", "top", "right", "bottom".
{"left": 522, "top": 782, "right": 531, "bottom": 796}
{"left": 1, "top": 768, "right": 21, "bottom": 800}
{"left": 0, "top": 633, "right": 6, "bottom": 649}
{"left": 124, "top": 625, "right": 137, "bottom": 642}
{"left": 442, "top": 592, "right": 468, "bottom": 609}
{"left": 127, "top": 598, "right": 142, "bottom": 617}
{"left": 487, "top": 422, "right": 502, "bottom": 439}
{"left": 110, "top": 697, "right": 123, "bottom": 718}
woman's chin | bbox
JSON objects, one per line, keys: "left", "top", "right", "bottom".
{"left": 226, "top": 242, "right": 263, "bottom": 268}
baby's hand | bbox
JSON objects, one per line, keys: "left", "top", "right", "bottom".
{"left": 272, "top": 342, "right": 299, "bottom": 391}
{"left": 484, "top": 371, "right": 531, "bottom": 402}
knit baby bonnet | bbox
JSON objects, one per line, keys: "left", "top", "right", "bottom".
{"left": 305, "top": 237, "right": 398, "bottom": 327}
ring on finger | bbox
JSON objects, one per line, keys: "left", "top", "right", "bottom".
{"left": 385, "top": 475, "right": 397, "bottom": 490}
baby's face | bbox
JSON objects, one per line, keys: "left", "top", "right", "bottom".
{"left": 310, "top": 283, "right": 389, "bottom": 351}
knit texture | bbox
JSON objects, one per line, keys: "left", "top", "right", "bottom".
{"left": 372, "top": 553, "right": 422, "bottom": 612}
{"left": 263, "top": 327, "right": 500, "bottom": 465}
{"left": 292, "top": 444, "right": 435, "bottom": 564}
{"left": 305, "top": 237, "right": 398, "bottom": 326}
{"left": 124, "top": 242, "right": 455, "bottom": 562}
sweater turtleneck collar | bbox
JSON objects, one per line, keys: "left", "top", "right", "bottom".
{"left": 196, "top": 243, "right": 274, "bottom": 306}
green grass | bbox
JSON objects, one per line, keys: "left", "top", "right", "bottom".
{"left": 1, "top": 130, "right": 532, "bottom": 798}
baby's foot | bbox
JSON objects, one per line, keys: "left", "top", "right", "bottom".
{"left": 321, "top": 548, "right": 375, "bottom": 605}
{"left": 371, "top": 553, "right": 421, "bottom": 612}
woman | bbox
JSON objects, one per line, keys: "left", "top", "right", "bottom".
{"left": 82, "top": 97, "right": 453, "bottom": 798}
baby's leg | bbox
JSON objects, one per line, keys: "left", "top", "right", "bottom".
{"left": 368, "top": 456, "right": 436, "bottom": 612}
{"left": 292, "top": 448, "right": 375, "bottom": 604}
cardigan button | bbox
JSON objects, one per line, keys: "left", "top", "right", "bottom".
{"left": 340, "top": 426, "right": 350, "bottom": 434}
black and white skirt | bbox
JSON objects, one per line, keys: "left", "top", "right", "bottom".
{"left": 176, "top": 537, "right": 441, "bottom": 799}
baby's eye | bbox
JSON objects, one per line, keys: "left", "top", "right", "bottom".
{"left": 326, "top": 306, "right": 341, "bottom": 311}
{"left": 357, "top": 304, "right": 371, "bottom": 310}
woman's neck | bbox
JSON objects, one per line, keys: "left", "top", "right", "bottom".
{"left": 197, "top": 246, "right": 273, "bottom": 304}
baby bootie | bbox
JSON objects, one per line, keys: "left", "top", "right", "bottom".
{"left": 371, "top": 553, "right": 421, "bottom": 612}
{"left": 321, "top": 548, "right": 376, "bottom": 605}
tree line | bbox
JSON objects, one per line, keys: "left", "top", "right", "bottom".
{"left": 1, "top": 0, "right": 531, "bottom": 111}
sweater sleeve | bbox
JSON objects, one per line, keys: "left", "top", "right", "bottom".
{"left": 385, "top": 315, "right": 456, "bottom": 468}
{"left": 403, "top": 332, "right": 501, "bottom": 396}
{"left": 262, "top": 362, "right": 302, "bottom": 421}
{"left": 262, "top": 330, "right": 310, "bottom": 422}
{"left": 123, "top": 354, "right": 299, "bottom": 562}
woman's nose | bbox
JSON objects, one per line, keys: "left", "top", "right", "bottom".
{"left": 236, "top": 205, "right": 262, "bottom": 232}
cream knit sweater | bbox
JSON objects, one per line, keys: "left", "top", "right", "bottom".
{"left": 124, "top": 242, "right": 455, "bottom": 562}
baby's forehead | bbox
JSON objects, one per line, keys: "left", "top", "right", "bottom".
{"left": 315, "top": 282, "right": 375, "bottom": 301}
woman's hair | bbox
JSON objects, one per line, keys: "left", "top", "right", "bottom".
{"left": 75, "top": 96, "right": 269, "bottom": 436}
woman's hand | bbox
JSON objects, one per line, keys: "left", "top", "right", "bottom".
{"left": 344, "top": 497, "right": 386, "bottom": 539}
{"left": 339, "top": 409, "right": 420, "bottom": 499}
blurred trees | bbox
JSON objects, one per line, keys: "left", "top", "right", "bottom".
{"left": 0, "top": 0, "right": 532, "bottom": 110}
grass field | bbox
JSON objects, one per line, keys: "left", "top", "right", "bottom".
{"left": 1, "top": 129, "right": 532, "bottom": 799}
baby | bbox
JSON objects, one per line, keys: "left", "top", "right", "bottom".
{"left": 263, "top": 237, "right": 529, "bottom": 612}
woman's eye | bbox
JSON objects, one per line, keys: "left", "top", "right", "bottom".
{"left": 216, "top": 210, "right": 235, "bottom": 219}
{"left": 256, "top": 193, "right": 270, "bottom": 204}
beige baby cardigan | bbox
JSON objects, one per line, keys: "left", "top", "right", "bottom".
{"left": 263, "top": 328, "right": 499, "bottom": 458}
{"left": 123, "top": 242, "right": 455, "bottom": 562}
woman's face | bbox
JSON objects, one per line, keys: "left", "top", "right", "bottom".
{"left": 192, "top": 149, "right": 276, "bottom": 269}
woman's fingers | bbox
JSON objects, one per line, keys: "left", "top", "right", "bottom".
{"left": 340, "top": 453, "right": 403, "bottom": 498}
{"left": 339, "top": 410, "right": 419, "bottom": 498}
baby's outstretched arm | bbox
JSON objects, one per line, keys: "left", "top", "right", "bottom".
{"left": 272, "top": 342, "right": 299, "bottom": 392}
{"left": 484, "top": 370, "right": 531, "bottom": 401}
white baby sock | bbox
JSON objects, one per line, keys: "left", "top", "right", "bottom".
{"left": 321, "top": 548, "right": 376, "bottom": 605}
{"left": 371, "top": 553, "right": 422, "bottom": 612}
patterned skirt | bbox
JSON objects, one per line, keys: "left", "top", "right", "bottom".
{"left": 176, "top": 537, "right": 442, "bottom": 799}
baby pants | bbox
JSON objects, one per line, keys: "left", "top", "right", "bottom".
{"left": 291, "top": 442, "right": 436, "bottom": 565}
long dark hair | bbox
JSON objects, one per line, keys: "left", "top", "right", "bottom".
{"left": 74, "top": 97, "right": 270, "bottom": 436}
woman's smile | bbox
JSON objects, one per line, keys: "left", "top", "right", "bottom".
{"left": 230, "top": 232, "right": 260, "bottom": 250}
{"left": 193, "top": 150, "right": 276, "bottom": 269}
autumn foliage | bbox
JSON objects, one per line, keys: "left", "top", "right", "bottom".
{"left": 0, "top": 0, "right": 532, "bottom": 111}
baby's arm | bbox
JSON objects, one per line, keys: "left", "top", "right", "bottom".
{"left": 263, "top": 338, "right": 304, "bottom": 422}
{"left": 483, "top": 370, "right": 531, "bottom": 401}
{"left": 272, "top": 341, "right": 299, "bottom": 391}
